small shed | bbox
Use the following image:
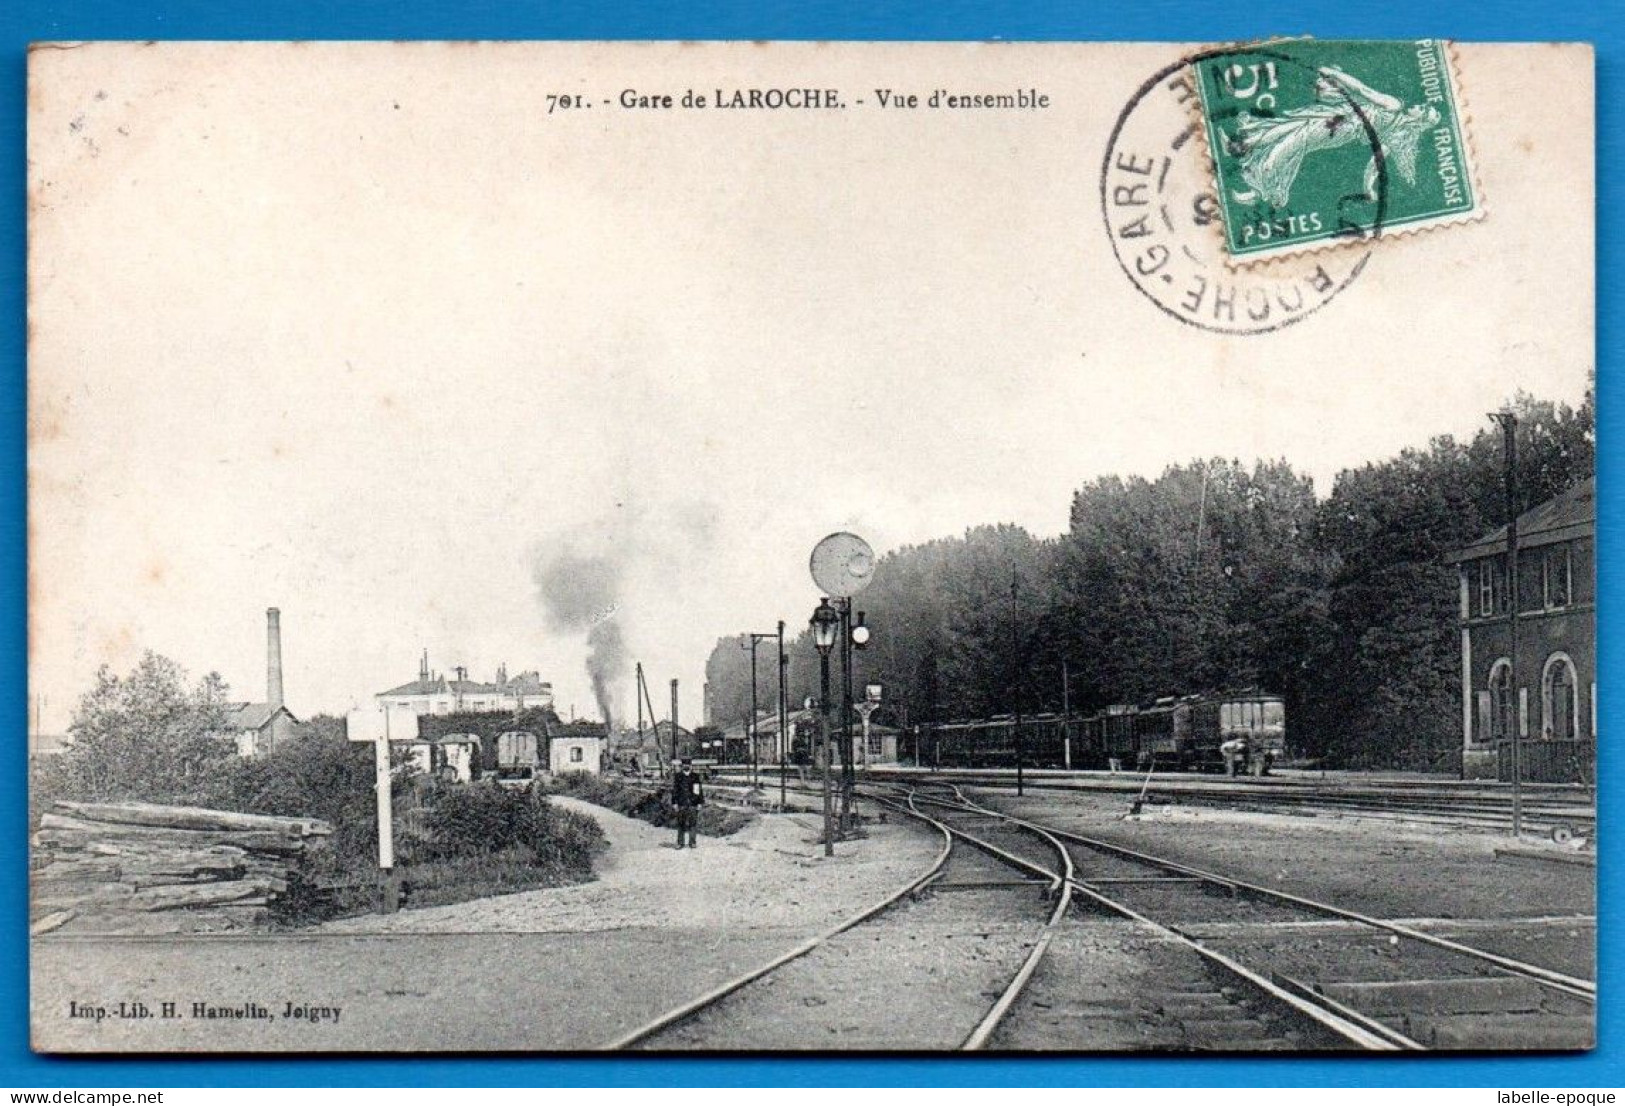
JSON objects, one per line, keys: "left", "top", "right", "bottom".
{"left": 550, "top": 735, "right": 603, "bottom": 775}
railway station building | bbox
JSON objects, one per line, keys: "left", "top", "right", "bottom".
{"left": 375, "top": 653, "right": 555, "bottom": 715}
{"left": 1446, "top": 477, "right": 1595, "bottom": 782}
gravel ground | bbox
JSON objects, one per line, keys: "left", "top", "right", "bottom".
{"left": 639, "top": 844, "right": 1048, "bottom": 1051}
{"left": 31, "top": 798, "right": 940, "bottom": 1053}
{"left": 982, "top": 789, "right": 1595, "bottom": 931}
{"left": 31, "top": 786, "right": 1593, "bottom": 1053}
{"left": 972, "top": 786, "right": 1594, "bottom": 1050}
{"left": 992, "top": 919, "right": 1342, "bottom": 1052}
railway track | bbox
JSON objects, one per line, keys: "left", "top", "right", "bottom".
{"left": 600, "top": 793, "right": 1060, "bottom": 1051}
{"left": 908, "top": 782, "right": 1594, "bottom": 1050}
{"left": 605, "top": 782, "right": 1496, "bottom": 1051}
{"left": 855, "top": 768, "right": 1596, "bottom": 839}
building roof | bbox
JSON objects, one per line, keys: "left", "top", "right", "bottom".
{"left": 1446, "top": 477, "right": 1596, "bottom": 563}
{"left": 719, "top": 708, "right": 898, "bottom": 740}
{"left": 222, "top": 702, "right": 298, "bottom": 730}
{"left": 378, "top": 672, "right": 554, "bottom": 698}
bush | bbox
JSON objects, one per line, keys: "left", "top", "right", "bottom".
{"left": 545, "top": 772, "right": 754, "bottom": 837}
{"left": 420, "top": 781, "right": 606, "bottom": 868}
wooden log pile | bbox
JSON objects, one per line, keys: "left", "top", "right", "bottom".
{"left": 30, "top": 801, "right": 332, "bottom": 936}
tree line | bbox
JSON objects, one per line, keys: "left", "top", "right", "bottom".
{"left": 705, "top": 389, "right": 1593, "bottom": 770}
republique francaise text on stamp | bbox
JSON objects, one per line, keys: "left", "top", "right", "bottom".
{"left": 1195, "top": 39, "right": 1481, "bottom": 262}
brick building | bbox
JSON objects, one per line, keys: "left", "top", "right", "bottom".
{"left": 1446, "top": 477, "right": 1595, "bottom": 781}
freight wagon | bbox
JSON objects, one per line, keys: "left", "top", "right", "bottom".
{"left": 495, "top": 730, "right": 542, "bottom": 781}
{"left": 923, "top": 690, "right": 1286, "bottom": 776}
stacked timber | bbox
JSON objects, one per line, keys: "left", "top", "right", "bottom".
{"left": 30, "top": 801, "right": 332, "bottom": 936}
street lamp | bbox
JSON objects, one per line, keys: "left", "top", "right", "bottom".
{"left": 810, "top": 598, "right": 841, "bottom": 856}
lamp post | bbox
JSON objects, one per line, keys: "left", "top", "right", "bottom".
{"left": 810, "top": 598, "right": 841, "bottom": 856}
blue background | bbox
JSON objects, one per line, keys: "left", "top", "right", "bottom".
{"left": 0, "top": 0, "right": 1615, "bottom": 1089}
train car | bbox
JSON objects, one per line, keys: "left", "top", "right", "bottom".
{"left": 1130, "top": 698, "right": 1187, "bottom": 768}
{"left": 926, "top": 714, "right": 1070, "bottom": 769}
{"left": 495, "top": 729, "right": 541, "bottom": 781}
{"left": 926, "top": 692, "right": 1284, "bottom": 776}
{"left": 1195, "top": 691, "right": 1286, "bottom": 775}
{"left": 1099, "top": 705, "right": 1138, "bottom": 767}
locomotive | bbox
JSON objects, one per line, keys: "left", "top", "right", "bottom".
{"left": 923, "top": 690, "right": 1286, "bottom": 776}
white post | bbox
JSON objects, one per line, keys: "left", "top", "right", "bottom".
{"left": 346, "top": 705, "right": 406, "bottom": 911}
{"left": 376, "top": 724, "right": 395, "bottom": 871}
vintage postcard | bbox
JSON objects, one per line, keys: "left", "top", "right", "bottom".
{"left": 27, "top": 41, "right": 1594, "bottom": 1053}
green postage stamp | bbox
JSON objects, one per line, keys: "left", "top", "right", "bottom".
{"left": 1195, "top": 39, "right": 1480, "bottom": 262}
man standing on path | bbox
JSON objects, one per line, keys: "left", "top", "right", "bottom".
{"left": 672, "top": 758, "right": 704, "bottom": 848}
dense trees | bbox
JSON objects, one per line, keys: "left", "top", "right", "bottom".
{"left": 705, "top": 388, "right": 1594, "bottom": 771}
{"left": 41, "top": 652, "right": 235, "bottom": 802}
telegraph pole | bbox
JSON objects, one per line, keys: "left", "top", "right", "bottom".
{"left": 670, "top": 678, "right": 680, "bottom": 767}
{"left": 748, "top": 637, "right": 759, "bottom": 783}
{"left": 777, "top": 620, "right": 788, "bottom": 811}
{"left": 841, "top": 599, "right": 856, "bottom": 826}
{"left": 1061, "top": 659, "right": 1072, "bottom": 771}
{"left": 1491, "top": 410, "right": 1522, "bottom": 836}
{"left": 1012, "top": 565, "right": 1024, "bottom": 797}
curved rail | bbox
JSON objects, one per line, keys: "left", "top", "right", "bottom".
{"left": 597, "top": 800, "right": 954, "bottom": 1050}
{"left": 953, "top": 797, "right": 1075, "bottom": 1051}
{"left": 907, "top": 787, "right": 1410, "bottom": 1050}
{"left": 936, "top": 785, "right": 1594, "bottom": 1002}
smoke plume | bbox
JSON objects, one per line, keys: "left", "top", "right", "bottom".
{"left": 586, "top": 621, "right": 627, "bottom": 730}
{"left": 531, "top": 547, "right": 628, "bottom": 728}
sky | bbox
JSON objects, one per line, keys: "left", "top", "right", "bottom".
{"left": 27, "top": 42, "right": 1593, "bottom": 733}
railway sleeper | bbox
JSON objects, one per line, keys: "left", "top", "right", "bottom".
{"left": 1150, "top": 990, "right": 1237, "bottom": 1014}
{"left": 1174, "top": 1015, "right": 1281, "bottom": 1042}
{"left": 1319, "top": 977, "right": 1550, "bottom": 1016}
{"left": 1193, "top": 1037, "right": 1301, "bottom": 1052}
{"left": 1402, "top": 1013, "right": 1594, "bottom": 1051}
{"left": 931, "top": 879, "right": 1051, "bottom": 891}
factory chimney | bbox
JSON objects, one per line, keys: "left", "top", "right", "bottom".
{"left": 266, "top": 607, "right": 285, "bottom": 710}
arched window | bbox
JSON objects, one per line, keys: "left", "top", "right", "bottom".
{"left": 1487, "top": 659, "right": 1513, "bottom": 741}
{"left": 1542, "top": 653, "right": 1579, "bottom": 740}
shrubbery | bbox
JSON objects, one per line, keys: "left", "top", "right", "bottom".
{"left": 546, "top": 772, "right": 754, "bottom": 837}
{"left": 420, "top": 781, "right": 605, "bottom": 869}
{"left": 33, "top": 668, "right": 613, "bottom": 923}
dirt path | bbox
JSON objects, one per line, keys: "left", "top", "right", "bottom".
{"left": 320, "top": 797, "right": 925, "bottom": 937}
{"left": 32, "top": 800, "right": 941, "bottom": 1053}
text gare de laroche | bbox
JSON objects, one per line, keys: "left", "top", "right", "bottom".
{"left": 546, "top": 88, "right": 1052, "bottom": 112}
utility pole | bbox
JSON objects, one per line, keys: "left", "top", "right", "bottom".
{"left": 747, "top": 629, "right": 781, "bottom": 788}
{"left": 1491, "top": 410, "right": 1522, "bottom": 836}
{"left": 670, "top": 679, "right": 680, "bottom": 768}
{"left": 845, "top": 601, "right": 858, "bottom": 825}
{"left": 748, "top": 637, "right": 759, "bottom": 783}
{"left": 635, "top": 663, "right": 646, "bottom": 771}
{"left": 1012, "top": 565, "right": 1024, "bottom": 797}
{"left": 1061, "top": 659, "right": 1072, "bottom": 771}
{"left": 777, "top": 620, "right": 788, "bottom": 812}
